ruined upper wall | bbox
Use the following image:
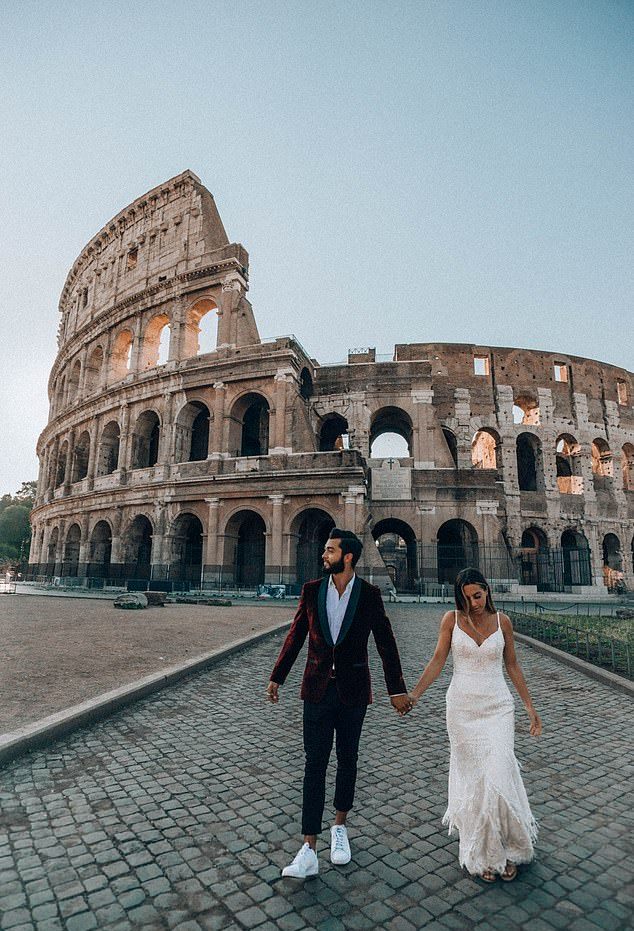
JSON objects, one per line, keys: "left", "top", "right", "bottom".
{"left": 57, "top": 170, "right": 245, "bottom": 346}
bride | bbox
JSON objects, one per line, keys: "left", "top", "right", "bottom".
{"left": 410, "top": 567, "right": 542, "bottom": 882}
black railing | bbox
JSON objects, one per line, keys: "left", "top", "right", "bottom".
{"left": 509, "top": 610, "right": 632, "bottom": 680}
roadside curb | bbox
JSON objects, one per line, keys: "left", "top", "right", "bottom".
{"left": 0, "top": 619, "right": 292, "bottom": 768}
{"left": 514, "top": 632, "right": 634, "bottom": 697}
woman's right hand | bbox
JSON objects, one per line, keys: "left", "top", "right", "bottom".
{"left": 408, "top": 692, "right": 419, "bottom": 707}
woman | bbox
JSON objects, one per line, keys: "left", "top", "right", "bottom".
{"left": 410, "top": 568, "right": 542, "bottom": 882}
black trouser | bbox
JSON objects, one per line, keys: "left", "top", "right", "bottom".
{"left": 301, "top": 680, "right": 367, "bottom": 836}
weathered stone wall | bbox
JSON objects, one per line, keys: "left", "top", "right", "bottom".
{"left": 30, "top": 173, "right": 634, "bottom": 595}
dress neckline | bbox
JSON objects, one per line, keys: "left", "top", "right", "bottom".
{"left": 454, "top": 610, "right": 500, "bottom": 648}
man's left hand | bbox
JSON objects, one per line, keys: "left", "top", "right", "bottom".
{"left": 390, "top": 694, "right": 413, "bottom": 716}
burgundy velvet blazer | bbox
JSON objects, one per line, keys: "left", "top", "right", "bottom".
{"left": 270, "top": 576, "right": 407, "bottom": 706}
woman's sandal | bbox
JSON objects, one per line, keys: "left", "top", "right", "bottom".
{"left": 480, "top": 869, "right": 497, "bottom": 883}
{"left": 501, "top": 862, "right": 518, "bottom": 882}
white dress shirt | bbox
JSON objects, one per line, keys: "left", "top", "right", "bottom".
{"left": 326, "top": 573, "right": 356, "bottom": 644}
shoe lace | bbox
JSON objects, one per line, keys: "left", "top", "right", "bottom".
{"left": 332, "top": 828, "right": 346, "bottom": 851}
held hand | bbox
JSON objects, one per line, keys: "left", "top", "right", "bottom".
{"left": 266, "top": 681, "right": 280, "bottom": 704}
{"left": 408, "top": 692, "right": 419, "bottom": 708}
{"left": 390, "top": 694, "right": 413, "bottom": 716}
{"left": 528, "top": 709, "right": 542, "bottom": 736}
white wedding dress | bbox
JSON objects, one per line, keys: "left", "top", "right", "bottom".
{"left": 443, "top": 611, "right": 537, "bottom": 875}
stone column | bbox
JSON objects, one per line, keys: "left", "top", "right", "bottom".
{"left": 119, "top": 403, "right": 131, "bottom": 473}
{"left": 267, "top": 494, "right": 285, "bottom": 583}
{"left": 169, "top": 298, "right": 185, "bottom": 361}
{"left": 453, "top": 388, "right": 472, "bottom": 469}
{"left": 411, "top": 388, "right": 434, "bottom": 468}
{"left": 210, "top": 382, "right": 226, "bottom": 458}
{"left": 217, "top": 276, "right": 242, "bottom": 348}
{"left": 100, "top": 329, "right": 113, "bottom": 389}
{"left": 129, "top": 315, "right": 144, "bottom": 373}
{"left": 87, "top": 417, "right": 100, "bottom": 490}
{"left": 204, "top": 498, "right": 221, "bottom": 582}
{"left": 78, "top": 514, "right": 90, "bottom": 576}
{"left": 271, "top": 369, "right": 293, "bottom": 455}
{"left": 63, "top": 429, "right": 76, "bottom": 493}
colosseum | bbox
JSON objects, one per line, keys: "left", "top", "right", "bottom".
{"left": 29, "top": 170, "right": 634, "bottom": 597}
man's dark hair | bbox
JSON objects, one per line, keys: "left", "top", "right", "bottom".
{"left": 328, "top": 528, "right": 363, "bottom": 567}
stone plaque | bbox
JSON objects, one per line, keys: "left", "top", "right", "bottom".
{"left": 371, "top": 459, "right": 412, "bottom": 501}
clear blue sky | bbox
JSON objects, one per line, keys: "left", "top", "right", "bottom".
{"left": 1, "top": 0, "right": 632, "bottom": 496}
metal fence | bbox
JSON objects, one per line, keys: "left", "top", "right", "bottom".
{"left": 509, "top": 610, "right": 632, "bottom": 680}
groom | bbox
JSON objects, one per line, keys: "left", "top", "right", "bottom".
{"left": 266, "top": 528, "right": 412, "bottom": 878}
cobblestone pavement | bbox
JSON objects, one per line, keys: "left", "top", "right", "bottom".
{"left": 1, "top": 606, "right": 632, "bottom": 930}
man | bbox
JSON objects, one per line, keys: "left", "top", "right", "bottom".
{"left": 266, "top": 528, "right": 412, "bottom": 879}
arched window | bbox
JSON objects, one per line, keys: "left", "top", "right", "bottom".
{"left": 622, "top": 444, "right": 634, "bottom": 491}
{"left": 84, "top": 346, "right": 104, "bottom": 393}
{"left": 556, "top": 434, "right": 583, "bottom": 494}
{"left": 111, "top": 329, "right": 133, "bottom": 381}
{"left": 290, "top": 508, "right": 335, "bottom": 586}
{"left": 437, "top": 520, "right": 479, "bottom": 585}
{"left": 519, "top": 527, "right": 549, "bottom": 588}
{"left": 373, "top": 518, "right": 418, "bottom": 592}
{"left": 140, "top": 313, "right": 171, "bottom": 369}
{"left": 472, "top": 429, "right": 500, "bottom": 470}
{"left": 370, "top": 407, "right": 413, "bottom": 458}
{"left": 591, "top": 438, "right": 613, "bottom": 478}
{"left": 72, "top": 431, "right": 91, "bottom": 483}
{"left": 183, "top": 299, "right": 218, "bottom": 358}
{"left": 132, "top": 411, "right": 160, "bottom": 469}
{"left": 97, "top": 421, "right": 120, "bottom": 475}
{"left": 63, "top": 524, "right": 81, "bottom": 577}
{"left": 319, "top": 414, "right": 349, "bottom": 452}
{"left": 223, "top": 510, "right": 266, "bottom": 588}
{"left": 55, "top": 441, "right": 69, "bottom": 487}
{"left": 175, "top": 401, "right": 210, "bottom": 462}
{"left": 169, "top": 513, "right": 204, "bottom": 586}
{"left": 561, "top": 529, "right": 592, "bottom": 587}
{"left": 516, "top": 433, "right": 543, "bottom": 491}
{"left": 124, "top": 515, "right": 153, "bottom": 579}
{"left": 602, "top": 533, "right": 622, "bottom": 592}
{"left": 89, "top": 521, "right": 112, "bottom": 579}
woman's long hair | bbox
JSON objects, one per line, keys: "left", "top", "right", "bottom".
{"left": 454, "top": 567, "right": 496, "bottom": 614}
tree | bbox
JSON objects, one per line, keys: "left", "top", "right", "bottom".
{"left": 0, "top": 505, "right": 31, "bottom": 549}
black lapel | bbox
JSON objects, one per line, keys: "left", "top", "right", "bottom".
{"left": 336, "top": 576, "right": 362, "bottom": 645}
{"left": 317, "top": 577, "right": 333, "bottom": 646}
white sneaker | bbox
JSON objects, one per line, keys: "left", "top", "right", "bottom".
{"left": 330, "top": 825, "right": 351, "bottom": 865}
{"left": 281, "top": 842, "right": 319, "bottom": 878}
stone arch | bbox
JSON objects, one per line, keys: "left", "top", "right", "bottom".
{"left": 46, "top": 526, "right": 60, "bottom": 574}
{"left": 89, "top": 520, "right": 112, "bottom": 579}
{"left": 111, "top": 329, "right": 133, "bottom": 381}
{"left": 63, "top": 523, "right": 81, "bottom": 576}
{"left": 84, "top": 345, "right": 104, "bottom": 393}
{"left": 174, "top": 401, "right": 210, "bottom": 463}
{"left": 602, "top": 533, "right": 622, "bottom": 592}
{"left": 372, "top": 518, "right": 418, "bottom": 593}
{"left": 516, "top": 432, "right": 543, "bottom": 491}
{"left": 319, "top": 414, "right": 349, "bottom": 452}
{"left": 55, "top": 440, "right": 69, "bottom": 487}
{"left": 223, "top": 509, "right": 266, "bottom": 588}
{"left": 71, "top": 430, "right": 91, "bottom": 483}
{"left": 591, "top": 438, "right": 613, "bottom": 478}
{"left": 131, "top": 410, "right": 160, "bottom": 469}
{"left": 370, "top": 407, "right": 413, "bottom": 458}
{"left": 290, "top": 507, "right": 335, "bottom": 586}
{"left": 437, "top": 519, "right": 479, "bottom": 585}
{"left": 519, "top": 526, "right": 550, "bottom": 588}
{"left": 472, "top": 428, "right": 500, "bottom": 470}
{"left": 169, "top": 512, "right": 204, "bottom": 585}
{"left": 622, "top": 443, "right": 634, "bottom": 491}
{"left": 556, "top": 434, "right": 582, "bottom": 494}
{"left": 97, "top": 421, "right": 120, "bottom": 475}
{"left": 228, "top": 392, "right": 271, "bottom": 457}
{"left": 140, "top": 312, "right": 171, "bottom": 369}
{"left": 183, "top": 298, "right": 218, "bottom": 358}
{"left": 561, "top": 529, "right": 592, "bottom": 587}
{"left": 124, "top": 514, "right": 154, "bottom": 579}
{"left": 513, "top": 394, "right": 540, "bottom": 425}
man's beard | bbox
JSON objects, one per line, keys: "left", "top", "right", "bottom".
{"left": 323, "top": 557, "right": 346, "bottom": 575}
